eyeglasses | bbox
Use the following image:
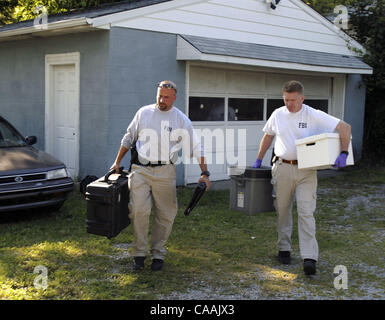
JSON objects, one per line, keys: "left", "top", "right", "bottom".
{"left": 157, "top": 82, "right": 177, "bottom": 93}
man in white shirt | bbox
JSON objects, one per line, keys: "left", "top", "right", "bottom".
{"left": 252, "top": 80, "right": 351, "bottom": 275}
{"left": 111, "top": 80, "right": 211, "bottom": 271}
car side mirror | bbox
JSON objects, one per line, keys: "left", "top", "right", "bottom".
{"left": 25, "top": 136, "right": 37, "bottom": 145}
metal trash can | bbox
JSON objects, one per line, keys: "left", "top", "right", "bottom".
{"left": 229, "top": 166, "right": 274, "bottom": 214}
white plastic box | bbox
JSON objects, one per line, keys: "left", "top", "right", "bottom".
{"left": 295, "top": 133, "right": 354, "bottom": 170}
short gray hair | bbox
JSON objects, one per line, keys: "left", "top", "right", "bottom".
{"left": 158, "top": 80, "right": 177, "bottom": 94}
{"left": 282, "top": 80, "right": 304, "bottom": 95}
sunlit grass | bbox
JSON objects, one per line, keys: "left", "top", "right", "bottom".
{"left": 256, "top": 265, "right": 298, "bottom": 282}
{"left": 0, "top": 165, "right": 384, "bottom": 299}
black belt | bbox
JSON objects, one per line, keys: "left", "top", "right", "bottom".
{"left": 139, "top": 161, "right": 173, "bottom": 167}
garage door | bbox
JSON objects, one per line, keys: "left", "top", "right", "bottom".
{"left": 185, "top": 65, "right": 332, "bottom": 184}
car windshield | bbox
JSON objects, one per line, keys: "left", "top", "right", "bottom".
{"left": 0, "top": 119, "right": 27, "bottom": 148}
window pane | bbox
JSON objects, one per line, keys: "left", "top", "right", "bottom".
{"left": 228, "top": 98, "right": 263, "bottom": 121}
{"left": 267, "top": 99, "right": 329, "bottom": 119}
{"left": 189, "top": 97, "right": 225, "bottom": 121}
{"left": 0, "top": 119, "right": 26, "bottom": 147}
{"left": 267, "top": 99, "right": 283, "bottom": 119}
{"left": 304, "top": 99, "right": 329, "bottom": 113}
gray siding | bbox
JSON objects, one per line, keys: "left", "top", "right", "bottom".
{"left": 107, "top": 27, "right": 186, "bottom": 185}
{"left": 0, "top": 28, "right": 188, "bottom": 183}
{"left": 0, "top": 30, "right": 111, "bottom": 178}
{"left": 0, "top": 39, "right": 45, "bottom": 148}
{"left": 344, "top": 74, "right": 366, "bottom": 160}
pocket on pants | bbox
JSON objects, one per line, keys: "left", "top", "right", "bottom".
{"left": 297, "top": 192, "right": 317, "bottom": 216}
{"left": 270, "top": 164, "right": 278, "bottom": 203}
{"left": 271, "top": 163, "right": 279, "bottom": 185}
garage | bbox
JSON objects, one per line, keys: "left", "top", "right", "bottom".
{"left": 185, "top": 64, "right": 334, "bottom": 183}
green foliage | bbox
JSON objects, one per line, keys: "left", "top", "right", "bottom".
{"left": 304, "top": 0, "right": 361, "bottom": 15}
{"left": 304, "top": 0, "right": 348, "bottom": 15}
{"left": 0, "top": 0, "right": 127, "bottom": 25}
{"left": 348, "top": 0, "right": 385, "bottom": 160}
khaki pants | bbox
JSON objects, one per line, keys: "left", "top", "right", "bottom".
{"left": 271, "top": 159, "right": 318, "bottom": 261}
{"left": 128, "top": 164, "right": 177, "bottom": 260}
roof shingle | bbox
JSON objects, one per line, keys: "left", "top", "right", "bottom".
{"left": 181, "top": 34, "right": 371, "bottom": 70}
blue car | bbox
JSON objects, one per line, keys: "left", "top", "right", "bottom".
{"left": 0, "top": 116, "right": 74, "bottom": 213}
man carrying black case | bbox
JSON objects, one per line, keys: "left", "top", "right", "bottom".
{"left": 85, "top": 167, "right": 130, "bottom": 239}
{"left": 110, "top": 80, "right": 211, "bottom": 271}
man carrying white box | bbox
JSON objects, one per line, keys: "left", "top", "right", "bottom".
{"left": 252, "top": 80, "right": 351, "bottom": 276}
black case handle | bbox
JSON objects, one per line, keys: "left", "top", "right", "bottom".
{"left": 104, "top": 167, "right": 124, "bottom": 183}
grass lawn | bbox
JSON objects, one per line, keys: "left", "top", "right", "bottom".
{"left": 0, "top": 164, "right": 384, "bottom": 300}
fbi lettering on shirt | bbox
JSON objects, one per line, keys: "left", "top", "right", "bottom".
{"left": 298, "top": 122, "right": 307, "bottom": 128}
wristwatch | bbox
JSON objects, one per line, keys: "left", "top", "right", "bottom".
{"left": 200, "top": 170, "right": 210, "bottom": 177}
{"left": 341, "top": 151, "right": 349, "bottom": 156}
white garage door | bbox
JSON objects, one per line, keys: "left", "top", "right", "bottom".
{"left": 185, "top": 65, "right": 332, "bottom": 184}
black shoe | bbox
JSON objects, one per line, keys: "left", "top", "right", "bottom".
{"left": 151, "top": 259, "right": 164, "bottom": 271}
{"left": 303, "top": 259, "right": 317, "bottom": 275}
{"left": 278, "top": 251, "right": 291, "bottom": 264}
{"left": 133, "top": 256, "right": 145, "bottom": 270}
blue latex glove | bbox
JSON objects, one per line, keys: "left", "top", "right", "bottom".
{"left": 333, "top": 153, "right": 347, "bottom": 168}
{"left": 252, "top": 159, "right": 262, "bottom": 168}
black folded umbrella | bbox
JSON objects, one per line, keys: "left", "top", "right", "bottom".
{"left": 184, "top": 181, "right": 207, "bottom": 216}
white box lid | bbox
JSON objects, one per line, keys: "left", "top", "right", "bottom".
{"left": 295, "top": 132, "right": 339, "bottom": 146}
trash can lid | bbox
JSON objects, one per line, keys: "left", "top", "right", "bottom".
{"left": 244, "top": 166, "right": 272, "bottom": 179}
{"left": 228, "top": 166, "right": 272, "bottom": 178}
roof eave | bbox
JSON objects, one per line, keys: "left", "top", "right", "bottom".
{"left": 185, "top": 53, "right": 373, "bottom": 75}
{"left": 0, "top": 17, "right": 92, "bottom": 40}
{"left": 177, "top": 36, "right": 373, "bottom": 75}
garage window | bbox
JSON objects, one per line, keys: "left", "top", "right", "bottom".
{"left": 189, "top": 97, "right": 225, "bottom": 121}
{"left": 304, "top": 99, "right": 329, "bottom": 113}
{"left": 267, "top": 99, "right": 283, "bottom": 119}
{"left": 228, "top": 98, "right": 263, "bottom": 121}
{"left": 267, "top": 99, "right": 329, "bottom": 119}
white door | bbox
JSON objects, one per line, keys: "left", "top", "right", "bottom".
{"left": 45, "top": 56, "right": 80, "bottom": 179}
{"left": 52, "top": 64, "right": 77, "bottom": 177}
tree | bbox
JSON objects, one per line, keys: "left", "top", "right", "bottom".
{"left": 349, "top": 0, "right": 385, "bottom": 160}
{"left": 0, "top": 0, "right": 127, "bottom": 25}
{"left": 305, "top": 0, "right": 385, "bottom": 161}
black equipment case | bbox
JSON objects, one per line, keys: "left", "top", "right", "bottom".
{"left": 85, "top": 168, "right": 130, "bottom": 239}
